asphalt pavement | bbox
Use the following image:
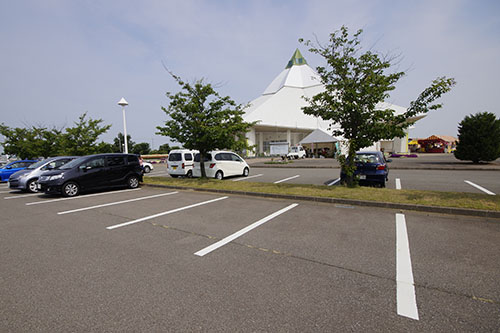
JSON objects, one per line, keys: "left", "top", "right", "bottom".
{"left": 1, "top": 186, "right": 499, "bottom": 331}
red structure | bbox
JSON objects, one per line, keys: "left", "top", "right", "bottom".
{"left": 418, "top": 135, "right": 458, "bottom": 153}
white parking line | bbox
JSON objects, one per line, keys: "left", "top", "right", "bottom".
{"left": 106, "top": 196, "right": 228, "bottom": 230}
{"left": 25, "top": 188, "right": 141, "bottom": 205}
{"left": 273, "top": 175, "right": 300, "bottom": 184}
{"left": 4, "top": 193, "right": 41, "bottom": 200}
{"left": 0, "top": 190, "right": 15, "bottom": 194}
{"left": 232, "top": 174, "right": 263, "bottom": 182}
{"left": 58, "top": 191, "right": 179, "bottom": 215}
{"left": 195, "top": 203, "right": 299, "bottom": 257}
{"left": 148, "top": 172, "right": 169, "bottom": 176}
{"left": 395, "top": 178, "right": 402, "bottom": 190}
{"left": 396, "top": 213, "right": 419, "bottom": 320}
{"left": 327, "top": 178, "right": 341, "bottom": 186}
{"left": 464, "top": 180, "right": 495, "bottom": 195}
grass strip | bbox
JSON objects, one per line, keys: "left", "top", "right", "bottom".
{"left": 144, "top": 177, "right": 500, "bottom": 212}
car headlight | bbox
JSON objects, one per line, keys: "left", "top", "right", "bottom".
{"left": 49, "top": 174, "right": 64, "bottom": 181}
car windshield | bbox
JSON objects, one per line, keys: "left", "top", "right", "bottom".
{"left": 355, "top": 153, "right": 380, "bottom": 164}
{"left": 59, "top": 156, "right": 86, "bottom": 170}
{"left": 26, "top": 159, "right": 48, "bottom": 170}
{"left": 168, "top": 153, "right": 182, "bottom": 161}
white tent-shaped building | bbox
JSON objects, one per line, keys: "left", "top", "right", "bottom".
{"left": 244, "top": 49, "right": 423, "bottom": 156}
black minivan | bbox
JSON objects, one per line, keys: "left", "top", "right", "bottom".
{"left": 37, "top": 154, "right": 143, "bottom": 197}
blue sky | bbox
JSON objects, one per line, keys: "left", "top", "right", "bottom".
{"left": 1, "top": 0, "right": 499, "bottom": 149}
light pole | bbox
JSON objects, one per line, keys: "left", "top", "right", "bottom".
{"left": 117, "top": 97, "right": 129, "bottom": 154}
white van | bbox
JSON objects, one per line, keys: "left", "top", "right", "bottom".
{"left": 167, "top": 149, "right": 198, "bottom": 178}
{"left": 287, "top": 145, "right": 306, "bottom": 159}
{"left": 193, "top": 151, "right": 249, "bottom": 180}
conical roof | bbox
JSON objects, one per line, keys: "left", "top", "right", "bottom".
{"left": 244, "top": 49, "right": 412, "bottom": 133}
{"left": 262, "top": 49, "right": 322, "bottom": 95}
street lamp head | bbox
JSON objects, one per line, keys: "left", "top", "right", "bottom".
{"left": 118, "top": 97, "right": 128, "bottom": 107}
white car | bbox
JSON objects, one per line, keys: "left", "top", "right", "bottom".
{"left": 142, "top": 161, "right": 154, "bottom": 173}
{"left": 193, "top": 151, "right": 249, "bottom": 179}
{"left": 287, "top": 145, "right": 306, "bottom": 159}
{"left": 167, "top": 149, "right": 197, "bottom": 178}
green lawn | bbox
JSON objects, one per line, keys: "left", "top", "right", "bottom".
{"left": 144, "top": 176, "right": 500, "bottom": 212}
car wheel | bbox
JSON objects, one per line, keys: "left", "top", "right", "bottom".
{"left": 26, "top": 179, "right": 38, "bottom": 193}
{"left": 144, "top": 166, "right": 151, "bottom": 173}
{"left": 187, "top": 170, "right": 193, "bottom": 178}
{"left": 127, "top": 176, "right": 140, "bottom": 189}
{"left": 62, "top": 181, "right": 80, "bottom": 197}
{"left": 215, "top": 170, "right": 223, "bottom": 180}
{"left": 243, "top": 167, "right": 249, "bottom": 177}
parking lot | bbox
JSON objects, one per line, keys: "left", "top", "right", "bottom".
{"left": 1, "top": 183, "right": 499, "bottom": 331}
{"left": 147, "top": 163, "right": 500, "bottom": 195}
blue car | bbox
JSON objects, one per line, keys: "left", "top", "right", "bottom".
{"left": 340, "top": 151, "right": 390, "bottom": 187}
{"left": 0, "top": 160, "right": 38, "bottom": 182}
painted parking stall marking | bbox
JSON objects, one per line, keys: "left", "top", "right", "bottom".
{"left": 327, "top": 178, "right": 341, "bottom": 186}
{"left": 395, "top": 178, "right": 402, "bottom": 190}
{"left": 58, "top": 191, "right": 178, "bottom": 215}
{"left": 4, "top": 193, "right": 42, "bottom": 200}
{"left": 106, "top": 196, "right": 228, "bottom": 230}
{"left": 232, "top": 174, "right": 263, "bottom": 182}
{"left": 273, "top": 175, "right": 300, "bottom": 184}
{"left": 25, "top": 188, "right": 141, "bottom": 206}
{"left": 464, "top": 180, "right": 495, "bottom": 195}
{"left": 195, "top": 203, "right": 299, "bottom": 257}
{"left": 396, "top": 213, "right": 419, "bottom": 320}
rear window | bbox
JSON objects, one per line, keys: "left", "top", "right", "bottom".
{"left": 355, "top": 154, "right": 381, "bottom": 164}
{"left": 168, "top": 153, "right": 182, "bottom": 162}
{"left": 127, "top": 155, "right": 140, "bottom": 165}
{"left": 194, "top": 153, "right": 212, "bottom": 162}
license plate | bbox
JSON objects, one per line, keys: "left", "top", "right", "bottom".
{"left": 172, "top": 166, "right": 177, "bottom": 170}
{"left": 37, "top": 184, "right": 42, "bottom": 189}
{"left": 359, "top": 175, "right": 366, "bottom": 180}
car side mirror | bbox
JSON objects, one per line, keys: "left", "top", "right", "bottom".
{"left": 6, "top": 166, "right": 12, "bottom": 169}
{"left": 47, "top": 165, "right": 54, "bottom": 170}
{"left": 386, "top": 159, "right": 392, "bottom": 163}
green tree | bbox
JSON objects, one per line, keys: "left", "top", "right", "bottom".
{"left": 132, "top": 142, "right": 151, "bottom": 155}
{"left": 0, "top": 124, "right": 62, "bottom": 159}
{"left": 300, "top": 26, "right": 456, "bottom": 186}
{"left": 112, "top": 132, "right": 135, "bottom": 153}
{"left": 157, "top": 72, "right": 254, "bottom": 178}
{"left": 454, "top": 112, "right": 500, "bottom": 163}
{"left": 60, "top": 112, "right": 111, "bottom": 156}
{"left": 154, "top": 143, "right": 172, "bottom": 154}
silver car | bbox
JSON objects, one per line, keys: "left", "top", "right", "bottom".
{"left": 8, "top": 156, "right": 77, "bottom": 192}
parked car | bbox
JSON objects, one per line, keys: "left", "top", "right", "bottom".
{"left": 287, "top": 145, "right": 306, "bottom": 159}
{"left": 167, "top": 149, "right": 198, "bottom": 178}
{"left": 340, "top": 151, "right": 390, "bottom": 187}
{"left": 142, "top": 161, "right": 154, "bottom": 173}
{"left": 193, "top": 151, "right": 249, "bottom": 180}
{"left": 37, "top": 153, "right": 143, "bottom": 197}
{"left": 0, "top": 160, "right": 38, "bottom": 182}
{"left": 8, "top": 156, "right": 77, "bottom": 192}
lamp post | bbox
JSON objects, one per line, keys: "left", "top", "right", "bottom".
{"left": 117, "top": 97, "right": 129, "bottom": 154}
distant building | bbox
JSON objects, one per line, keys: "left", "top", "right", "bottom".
{"left": 243, "top": 49, "right": 425, "bottom": 156}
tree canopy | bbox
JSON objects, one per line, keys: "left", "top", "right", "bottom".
{"left": 157, "top": 72, "right": 254, "bottom": 177}
{"left": 300, "top": 26, "right": 456, "bottom": 185}
{"left": 454, "top": 112, "right": 500, "bottom": 163}
{"left": 0, "top": 112, "right": 111, "bottom": 159}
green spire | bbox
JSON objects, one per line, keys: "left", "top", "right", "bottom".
{"left": 285, "top": 49, "right": 307, "bottom": 69}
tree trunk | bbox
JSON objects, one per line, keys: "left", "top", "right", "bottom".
{"left": 199, "top": 151, "right": 207, "bottom": 178}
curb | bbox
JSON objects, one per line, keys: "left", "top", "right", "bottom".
{"left": 144, "top": 183, "right": 500, "bottom": 219}
{"left": 250, "top": 164, "right": 500, "bottom": 171}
